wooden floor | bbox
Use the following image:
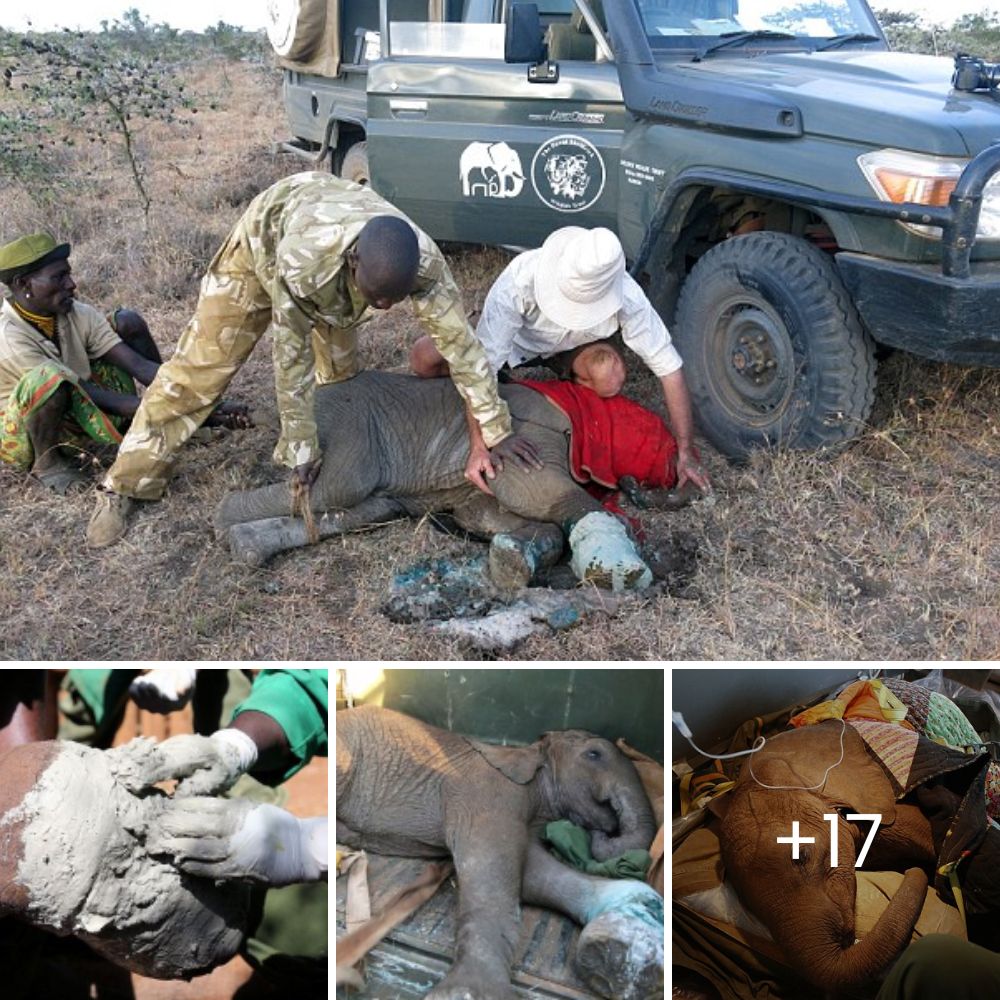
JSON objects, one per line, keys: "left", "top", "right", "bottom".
{"left": 336, "top": 854, "right": 604, "bottom": 999}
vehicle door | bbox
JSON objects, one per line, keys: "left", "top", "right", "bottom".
{"left": 365, "top": 0, "right": 628, "bottom": 248}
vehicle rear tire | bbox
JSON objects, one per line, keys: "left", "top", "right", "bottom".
{"left": 672, "top": 231, "right": 876, "bottom": 460}
{"left": 340, "top": 141, "right": 370, "bottom": 186}
{"left": 266, "top": 0, "right": 326, "bottom": 61}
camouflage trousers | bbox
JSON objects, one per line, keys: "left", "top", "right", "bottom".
{"left": 101, "top": 228, "right": 356, "bottom": 500}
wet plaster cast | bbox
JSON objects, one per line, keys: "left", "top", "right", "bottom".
{"left": 0, "top": 740, "right": 250, "bottom": 979}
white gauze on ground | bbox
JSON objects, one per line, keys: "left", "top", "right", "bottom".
{"left": 1, "top": 740, "right": 250, "bottom": 979}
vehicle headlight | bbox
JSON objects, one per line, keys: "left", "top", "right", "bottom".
{"left": 857, "top": 149, "right": 1000, "bottom": 241}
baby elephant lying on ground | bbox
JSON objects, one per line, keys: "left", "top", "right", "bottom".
{"left": 216, "top": 365, "right": 686, "bottom": 590}
{"left": 336, "top": 705, "right": 664, "bottom": 1000}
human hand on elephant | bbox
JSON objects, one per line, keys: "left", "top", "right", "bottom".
{"left": 292, "top": 457, "right": 322, "bottom": 489}
{"left": 148, "top": 798, "right": 328, "bottom": 886}
{"left": 465, "top": 433, "right": 543, "bottom": 494}
{"left": 106, "top": 728, "right": 259, "bottom": 797}
{"left": 490, "top": 432, "right": 543, "bottom": 474}
{"left": 205, "top": 399, "right": 253, "bottom": 430}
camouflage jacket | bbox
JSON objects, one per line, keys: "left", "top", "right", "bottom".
{"left": 235, "top": 171, "right": 511, "bottom": 467}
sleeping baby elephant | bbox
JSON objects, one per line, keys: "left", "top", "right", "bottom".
{"left": 216, "top": 363, "right": 685, "bottom": 590}
{"left": 336, "top": 705, "right": 664, "bottom": 1000}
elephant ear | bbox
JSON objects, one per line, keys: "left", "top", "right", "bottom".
{"left": 467, "top": 738, "right": 545, "bottom": 785}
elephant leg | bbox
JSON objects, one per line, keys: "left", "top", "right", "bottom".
{"left": 426, "top": 821, "right": 526, "bottom": 1000}
{"left": 488, "top": 523, "right": 564, "bottom": 590}
{"left": 448, "top": 492, "right": 564, "bottom": 589}
{"left": 226, "top": 495, "right": 408, "bottom": 566}
{"left": 521, "top": 841, "right": 663, "bottom": 1000}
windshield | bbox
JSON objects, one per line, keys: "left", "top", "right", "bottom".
{"left": 635, "top": 0, "right": 882, "bottom": 49}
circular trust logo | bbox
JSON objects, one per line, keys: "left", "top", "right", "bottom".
{"left": 530, "top": 134, "right": 606, "bottom": 213}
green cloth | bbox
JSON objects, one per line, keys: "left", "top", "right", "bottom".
{"left": 876, "top": 935, "right": 1000, "bottom": 1000}
{"left": 0, "top": 359, "right": 133, "bottom": 469}
{"left": 543, "top": 819, "right": 651, "bottom": 878}
{"left": 231, "top": 668, "right": 328, "bottom": 783}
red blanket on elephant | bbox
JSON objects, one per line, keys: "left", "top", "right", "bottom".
{"left": 521, "top": 380, "right": 678, "bottom": 490}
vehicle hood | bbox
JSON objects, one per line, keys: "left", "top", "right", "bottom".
{"left": 667, "top": 50, "right": 999, "bottom": 156}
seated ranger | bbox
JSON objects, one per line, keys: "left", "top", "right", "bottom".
{"left": 0, "top": 234, "right": 249, "bottom": 494}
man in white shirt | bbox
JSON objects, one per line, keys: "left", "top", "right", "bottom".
{"left": 410, "top": 226, "right": 711, "bottom": 492}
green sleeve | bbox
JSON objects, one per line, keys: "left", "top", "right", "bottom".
{"left": 231, "top": 668, "right": 328, "bottom": 782}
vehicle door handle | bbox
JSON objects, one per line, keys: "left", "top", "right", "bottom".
{"left": 389, "top": 99, "right": 428, "bottom": 119}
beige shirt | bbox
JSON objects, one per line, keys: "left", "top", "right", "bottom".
{"left": 235, "top": 171, "right": 511, "bottom": 465}
{"left": 0, "top": 298, "right": 121, "bottom": 400}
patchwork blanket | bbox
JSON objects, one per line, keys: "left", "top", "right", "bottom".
{"left": 797, "top": 678, "right": 1000, "bottom": 919}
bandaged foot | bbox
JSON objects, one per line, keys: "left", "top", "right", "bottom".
{"left": 0, "top": 740, "right": 250, "bottom": 979}
{"left": 575, "top": 883, "right": 664, "bottom": 1000}
{"left": 568, "top": 511, "right": 653, "bottom": 592}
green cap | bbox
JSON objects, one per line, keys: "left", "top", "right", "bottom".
{"left": 0, "top": 233, "right": 71, "bottom": 285}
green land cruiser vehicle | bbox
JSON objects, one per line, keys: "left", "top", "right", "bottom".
{"left": 266, "top": 0, "right": 1000, "bottom": 459}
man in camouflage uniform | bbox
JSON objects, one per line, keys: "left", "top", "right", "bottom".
{"left": 87, "top": 172, "right": 539, "bottom": 547}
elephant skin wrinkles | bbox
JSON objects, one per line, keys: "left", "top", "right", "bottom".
{"left": 215, "top": 374, "right": 613, "bottom": 576}
{"left": 336, "top": 705, "right": 663, "bottom": 1000}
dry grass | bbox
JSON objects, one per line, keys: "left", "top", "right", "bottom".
{"left": 1, "top": 56, "right": 999, "bottom": 660}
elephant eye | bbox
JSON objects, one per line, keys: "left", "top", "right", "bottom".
{"left": 585, "top": 749, "right": 603, "bottom": 761}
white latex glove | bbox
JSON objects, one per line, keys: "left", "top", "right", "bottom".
{"left": 129, "top": 667, "right": 198, "bottom": 713}
{"left": 149, "top": 798, "right": 328, "bottom": 887}
{"left": 107, "top": 728, "right": 258, "bottom": 797}
{"left": 569, "top": 511, "right": 653, "bottom": 592}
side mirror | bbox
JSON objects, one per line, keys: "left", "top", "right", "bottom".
{"left": 504, "top": 3, "right": 545, "bottom": 64}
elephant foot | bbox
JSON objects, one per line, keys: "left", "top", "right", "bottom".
{"left": 488, "top": 528, "right": 562, "bottom": 591}
{"left": 574, "top": 910, "right": 664, "bottom": 1000}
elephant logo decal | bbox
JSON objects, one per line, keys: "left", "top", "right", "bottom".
{"left": 459, "top": 141, "right": 526, "bottom": 199}
{"left": 530, "top": 134, "right": 606, "bottom": 213}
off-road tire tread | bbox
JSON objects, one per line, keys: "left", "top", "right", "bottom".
{"left": 673, "top": 231, "right": 876, "bottom": 458}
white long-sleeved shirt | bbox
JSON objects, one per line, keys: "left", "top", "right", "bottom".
{"left": 476, "top": 248, "right": 683, "bottom": 377}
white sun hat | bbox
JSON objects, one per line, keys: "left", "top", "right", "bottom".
{"left": 534, "top": 226, "right": 626, "bottom": 331}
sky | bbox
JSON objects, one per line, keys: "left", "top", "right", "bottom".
{"left": 0, "top": 0, "right": 992, "bottom": 33}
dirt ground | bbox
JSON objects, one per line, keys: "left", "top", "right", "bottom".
{"left": 1, "top": 56, "right": 998, "bottom": 660}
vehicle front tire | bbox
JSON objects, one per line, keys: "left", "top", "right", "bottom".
{"left": 672, "top": 231, "right": 876, "bottom": 460}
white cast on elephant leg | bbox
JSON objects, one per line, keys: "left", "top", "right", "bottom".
{"left": 569, "top": 512, "right": 652, "bottom": 592}
{"left": 522, "top": 842, "right": 663, "bottom": 1000}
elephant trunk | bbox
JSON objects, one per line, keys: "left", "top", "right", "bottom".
{"left": 590, "top": 782, "right": 657, "bottom": 861}
{"left": 772, "top": 867, "right": 928, "bottom": 992}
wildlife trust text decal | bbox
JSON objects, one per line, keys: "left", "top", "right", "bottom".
{"left": 530, "top": 134, "right": 605, "bottom": 213}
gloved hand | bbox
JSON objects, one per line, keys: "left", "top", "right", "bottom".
{"left": 129, "top": 668, "right": 198, "bottom": 713}
{"left": 568, "top": 511, "right": 653, "bottom": 592}
{"left": 149, "top": 798, "right": 328, "bottom": 887}
{"left": 107, "top": 728, "right": 259, "bottom": 797}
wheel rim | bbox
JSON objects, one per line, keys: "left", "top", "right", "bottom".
{"left": 703, "top": 292, "right": 799, "bottom": 428}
